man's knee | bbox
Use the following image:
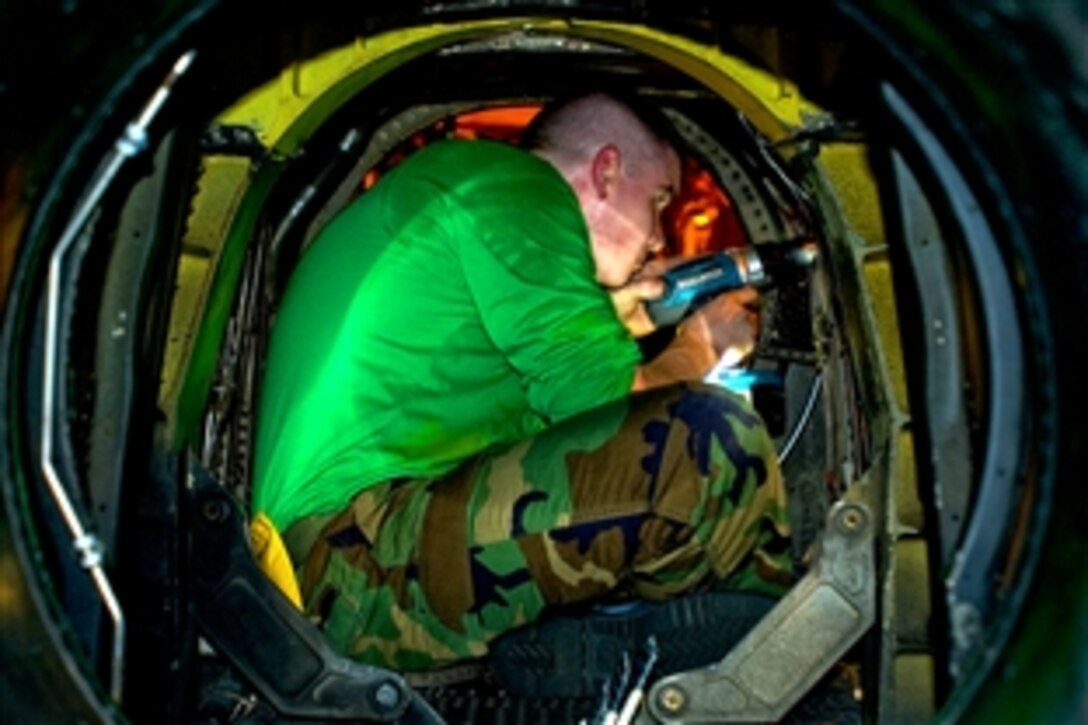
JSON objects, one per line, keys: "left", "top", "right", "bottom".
{"left": 639, "top": 382, "right": 786, "bottom": 544}
{"left": 634, "top": 382, "right": 774, "bottom": 482}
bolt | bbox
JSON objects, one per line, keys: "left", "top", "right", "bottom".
{"left": 374, "top": 682, "right": 401, "bottom": 710}
{"left": 201, "top": 497, "right": 230, "bottom": 524}
{"left": 658, "top": 686, "right": 687, "bottom": 714}
{"left": 836, "top": 505, "right": 867, "bottom": 535}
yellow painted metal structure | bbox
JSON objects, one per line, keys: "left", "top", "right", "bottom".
{"left": 813, "top": 141, "right": 931, "bottom": 717}
{"left": 218, "top": 20, "right": 822, "bottom": 152}
{"left": 160, "top": 156, "right": 253, "bottom": 433}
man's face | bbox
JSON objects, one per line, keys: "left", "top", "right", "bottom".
{"left": 589, "top": 144, "right": 681, "bottom": 288}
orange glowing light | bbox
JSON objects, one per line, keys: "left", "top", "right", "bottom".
{"left": 453, "top": 106, "right": 542, "bottom": 143}
{"left": 664, "top": 158, "right": 749, "bottom": 258}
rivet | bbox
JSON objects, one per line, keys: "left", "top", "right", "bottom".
{"left": 374, "top": 682, "right": 401, "bottom": 710}
{"left": 836, "top": 504, "right": 868, "bottom": 535}
{"left": 659, "top": 685, "right": 687, "bottom": 714}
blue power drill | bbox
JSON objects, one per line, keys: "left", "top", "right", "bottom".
{"left": 645, "top": 238, "right": 819, "bottom": 327}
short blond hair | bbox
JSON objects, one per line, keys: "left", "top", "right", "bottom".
{"left": 524, "top": 92, "right": 674, "bottom": 177}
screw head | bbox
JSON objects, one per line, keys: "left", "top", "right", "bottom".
{"left": 374, "top": 682, "right": 401, "bottom": 710}
{"left": 835, "top": 503, "right": 868, "bottom": 536}
{"left": 659, "top": 685, "right": 688, "bottom": 714}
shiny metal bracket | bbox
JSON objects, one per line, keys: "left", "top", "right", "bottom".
{"left": 643, "top": 499, "right": 875, "bottom": 723}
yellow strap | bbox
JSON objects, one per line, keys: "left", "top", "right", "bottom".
{"left": 249, "top": 512, "right": 303, "bottom": 609}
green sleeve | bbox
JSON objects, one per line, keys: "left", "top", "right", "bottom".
{"left": 457, "top": 203, "right": 640, "bottom": 425}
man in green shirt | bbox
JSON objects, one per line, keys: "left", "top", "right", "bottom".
{"left": 253, "top": 93, "right": 790, "bottom": 670}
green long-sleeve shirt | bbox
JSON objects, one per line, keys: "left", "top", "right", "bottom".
{"left": 252, "top": 140, "right": 640, "bottom": 531}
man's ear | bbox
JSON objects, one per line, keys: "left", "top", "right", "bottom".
{"left": 591, "top": 145, "right": 621, "bottom": 200}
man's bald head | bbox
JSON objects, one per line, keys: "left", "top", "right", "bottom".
{"left": 524, "top": 92, "right": 674, "bottom": 178}
{"left": 525, "top": 92, "right": 682, "bottom": 288}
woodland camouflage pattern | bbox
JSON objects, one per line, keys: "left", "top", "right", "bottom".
{"left": 298, "top": 383, "right": 791, "bottom": 671}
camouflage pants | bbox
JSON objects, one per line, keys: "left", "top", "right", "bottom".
{"left": 298, "top": 382, "right": 791, "bottom": 671}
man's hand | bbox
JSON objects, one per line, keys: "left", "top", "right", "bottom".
{"left": 609, "top": 276, "right": 665, "bottom": 338}
{"left": 631, "top": 287, "right": 761, "bottom": 392}
{"left": 609, "top": 255, "right": 697, "bottom": 337}
{"left": 681, "top": 287, "right": 761, "bottom": 365}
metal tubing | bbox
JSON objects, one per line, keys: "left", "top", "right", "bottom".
{"left": 39, "top": 48, "right": 195, "bottom": 704}
{"left": 778, "top": 372, "right": 824, "bottom": 464}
